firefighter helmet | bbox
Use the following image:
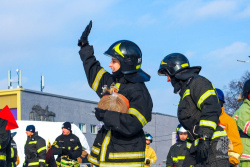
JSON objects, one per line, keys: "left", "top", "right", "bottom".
{"left": 215, "top": 88, "right": 225, "bottom": 103}
{"left": 243, "top": 79, "right": 250, "bottom": 100}
{"left": 105, "top": 40, "right": 150, "bottom": 82}
{"left": 158, "top": 53, "right": 190, "bottom": 77}
{"left": 145, "top": 133, "right": 153, "bottom": 143}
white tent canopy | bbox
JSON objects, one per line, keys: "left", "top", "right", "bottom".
{"left": 12, "top": 120, "right": 90, "bottom": 167}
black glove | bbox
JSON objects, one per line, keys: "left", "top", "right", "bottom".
{"left": 95, "top": 108, "right": 106, "bottom": 121}
{"left": 62, "top": 149, "right": 72, "bottom": 159}
{"left": 229, "top": 163, "right": 235, "bottom": 167}
{"left": 78, "top": 20, "right": 92, "bottom": 47}
{"left": 197, "top": 138, "right": 211, "bottom": 159}
{"left": 146, "top": 159, "right": 150, "bottom": 165}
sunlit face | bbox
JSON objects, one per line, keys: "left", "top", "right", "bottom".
{"left": 166, "top": 74, "right": 171, "bottom": 82}
{"left": 179, "top": 132, "right": 188, "bottom": 141}
{"left": 62, "top": 128, "right": 70, "bottom": 136}
{"left": 109, "top": 58, "right": 121, "bottom": 72}
{"left": 146, "top": 140, "right": 151, "bottom": 145}
{"left": 26, "top": 131, "right": 34, "bottom": 137}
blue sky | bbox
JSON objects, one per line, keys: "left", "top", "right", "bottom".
{"left": 1, "top": 0, "right": 250, "bottom": 116}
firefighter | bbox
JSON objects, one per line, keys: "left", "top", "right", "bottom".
{"left": 145, "top": 133, "right": 157, "bottom": 167}
{"left": 233, "top": 79, "right": 250, "bottom": 167}
{"left": 24, "top": 125, "right": 46, "bottom": 167}
{"left": 166, "top": 125, "right": 188, "bottom": 167}
{"left": 6, "top": 132, "right": 19, "bottom": 167}
{"left": 0, "top": 118, "right": 10, "bottom": 167}
{"left": 215, "top": 88, "right": 243, "bottom": 167}
{"left": 158, "top": 53, "right": 229, "bottom": 166}
{"left": 78, "top": 21, "right": 153, "bottom": 167}
{"left": 52, "top": 122, "right": 82, "bottom": 167}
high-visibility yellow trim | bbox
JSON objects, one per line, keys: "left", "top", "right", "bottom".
{"left": 109, "top": 152, "right": 145, "bottom": 159}
{"left": 114, "top": 43, "right": 124, "bottom": 58}
{"left": 181, "top": 63, "right": 189, "bottom": 68}
{"left": 28, "top": 162, "right": 39, "bottom": 166}
{"left": 197, "top": 90, "right": 216, "bottom": 110}
{"left": 73, "top": 145, "right": 79, "bottom": 150}
{"left": 11, "top": 147, "right": 14, "bottom": 158}
{"left": 182, "top": 89, "right": 190, "bottom": 100}
{"left": 0, "top": 145, "right": 1, "bottom": 149}
{"left": 53, "top": 144, "right": 59, "bottom": 148}
{"left": 91, "top": 146, "right": 100, "bottom": 155}
{"left": 172, "top": 156, "right": 185, "bottom": 161}
{"left": 136, "top": 64, "right": 141, "bottom": 69}
{"left": 37, "top": 146, "right": 46, "bottom": 153}
{"left": 100, "top": 162, "right": 144, "bottom": 167}
{"left": 194, "top": 139, "right": 199, "bottom": 146}
{"left": 28, "top": 141, "right": 37, "bottom": 144}
{"left": 228, "top": 151, "right": 241, "bottom": 160}
{"left": 92, "top": 68, "right": 107, "bottom": 92}
{"left": 88, "top": 155, "right": 100, "bottom": 166}
{"left": 161, "top": 61, "right": 167, "bottom": 65}
{"left": 200, "top": 120, "right": 217, "bottom": 130}
{"left": 186, "top": 142, "right": 192, "bottom": 149}
{"left": 212, "top": 130, "right": 227, "bottom": 139}
{"left": 100, "top": 130, "right": 111, "bottom": 162}
{"left": 68, "top": 146, "right": 71, "bottom": 150}
{"left": 0, "top": 155, "right": 6, "bottom": 160}
{"left": 39, "top": 159, "right": 45, "bottom": 163}
{"left": 127, "top": 108, "right": 147, "bottom": 127}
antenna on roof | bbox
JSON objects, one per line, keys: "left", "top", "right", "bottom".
{"left": 41, "top": 75, "right": 45, "bottom": 92}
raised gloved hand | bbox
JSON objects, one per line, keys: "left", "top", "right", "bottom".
{"left": 95, "top": 108, "right": 106, "bottom": 121}
{"left": 229, "top": 163, "right": 236, "bottom": 167}
{"left": 146, "top": 159, "right": 150, "bottom": 165}
{"left": 78, "top": 20, "right": 92, "bottom": 47}
{"left": 197, "top": 137, "right": 211, "bottom": 159}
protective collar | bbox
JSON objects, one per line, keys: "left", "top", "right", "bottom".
{"left": 124, "top": 69, "right": 151, "bottom": 83}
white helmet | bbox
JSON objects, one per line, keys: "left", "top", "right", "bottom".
{"left": 178, "top": 126, "right": 187, "bottom": 133}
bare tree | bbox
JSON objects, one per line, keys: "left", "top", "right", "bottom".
{"left": 224, "top": 71, "right": 250, "bottom": 116}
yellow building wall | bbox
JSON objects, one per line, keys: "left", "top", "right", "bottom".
{"left": 0, "top": 89, "right": 22, "bottom": 120}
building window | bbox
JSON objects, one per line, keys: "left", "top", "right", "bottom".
{"left": 79, "top": 123, "right": 86, "bottom": 133}
{"left": 91, "top": 125, "right": 97, "bottom": 134}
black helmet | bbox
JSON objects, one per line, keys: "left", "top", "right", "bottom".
{"left": 243, "top": 79, "right": 250, "bottom": 100}
{"left": 158, "top": 53, "right": 190, "bottom": 77}
{"left": 145, "top": 133, "right": 153, "bottom": 143}
{"left": 105, "top": 40, "right": 150, "bottom": 82}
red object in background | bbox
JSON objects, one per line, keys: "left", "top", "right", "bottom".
{"left": 0, "top": 105, "right": 19, "bottom": 130}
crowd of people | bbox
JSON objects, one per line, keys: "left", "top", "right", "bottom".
{"left": 0, "top": 20, "right": 249, "bottom": 167}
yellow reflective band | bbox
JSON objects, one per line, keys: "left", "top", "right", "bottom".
{"left": 88, "top": 155, "right": 100, "bottom": 166}
{"left": 186, "top": 142, "right": 192, "bottom": 149}
{"left": 114, "top": 43, "right": 124, "bottom": 58}
{"left": 172, "top": 156, "right": 185, "bottom": 161}
{"left": 100, "top": 162, "right": 144, "bottom": 167}
{"left": 197, "top": 90, "right": 216, "bottom": 110}
{"left": 228, "top": 152, "right": 241, "bottom": 160}
{"left": 92, "top": 68, "right": 107, "bottom": 92}
{"left": 11, "top": 162, "right": 14, "bottom": 167}
{"left": 109, "top": 152, "right": 145, "bottom": 159}
{"left": 52, "top": 141, "right": 57, "bottom": 145}
{"left": 73, "top": 146, "right": 79, "bottom": 150}
{"left": 115, "top": 83, "right": 121, "bottom": 90}
{"left": 182, "top": 89, "right": 190, "bottom": 100}
{"left": 100, "top": 130, "right": 111, "bottom": 162}
{"left": 0, "top": 145, "right": 1, "bottom": 149}
{"left": 37, "top": 146, "right": 46, "bottom": 153}
{"left": 11, "top": 147, "right": 14, "bottom": 158}
{"left": 39, "top": 159, "right": 45, "bottom": 163}
{"left": 136, "top": 64, "right": 141, "bottom": 69}
{"left": 28, "top": 162, "right": 39, "bottom": 166}
{"left": 91, "top": 146, "right": 100, "bottom": 155}
{"left": 0, "top": 155, "right": 6, "bottom": 160}
{"left": 161, "top": 61, "right": 167, "bottom": 65}
{"left": 128, "top": 108, "right": 147, "bottom": 127}
{"left": 28, "top": 141, "right": 37, "bottom": 144}
{"left": 212, "top": 130, "right": 227, "bottom": 139}
{"left": 56, "top": 161, "right": 61, "bottom": 166}
{"left": 54, "top": 144, "right": 59, "bottom": 148}
{"left": 194, "top": 139, "right": 199, "bottom": 146}
{"left": 200, "top": 120, "right": 217, "bottom": 130}
{"left": 68, "top": 146, "right": 71, "bottom": 150}
{"left": 181, "top": 63, "right": 189, "bottom": 68}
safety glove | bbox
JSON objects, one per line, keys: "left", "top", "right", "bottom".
{"left": 146, "top": 159, "right": 150, "bottom": 165}
{"left": 197, "top": 137, "right": 211, "bottom": 159}
{"left": 95, "top": 108, "right": 106, "bottom": 121}
{"left": 78, "top": 20, "right": 92, "bottom": 48}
